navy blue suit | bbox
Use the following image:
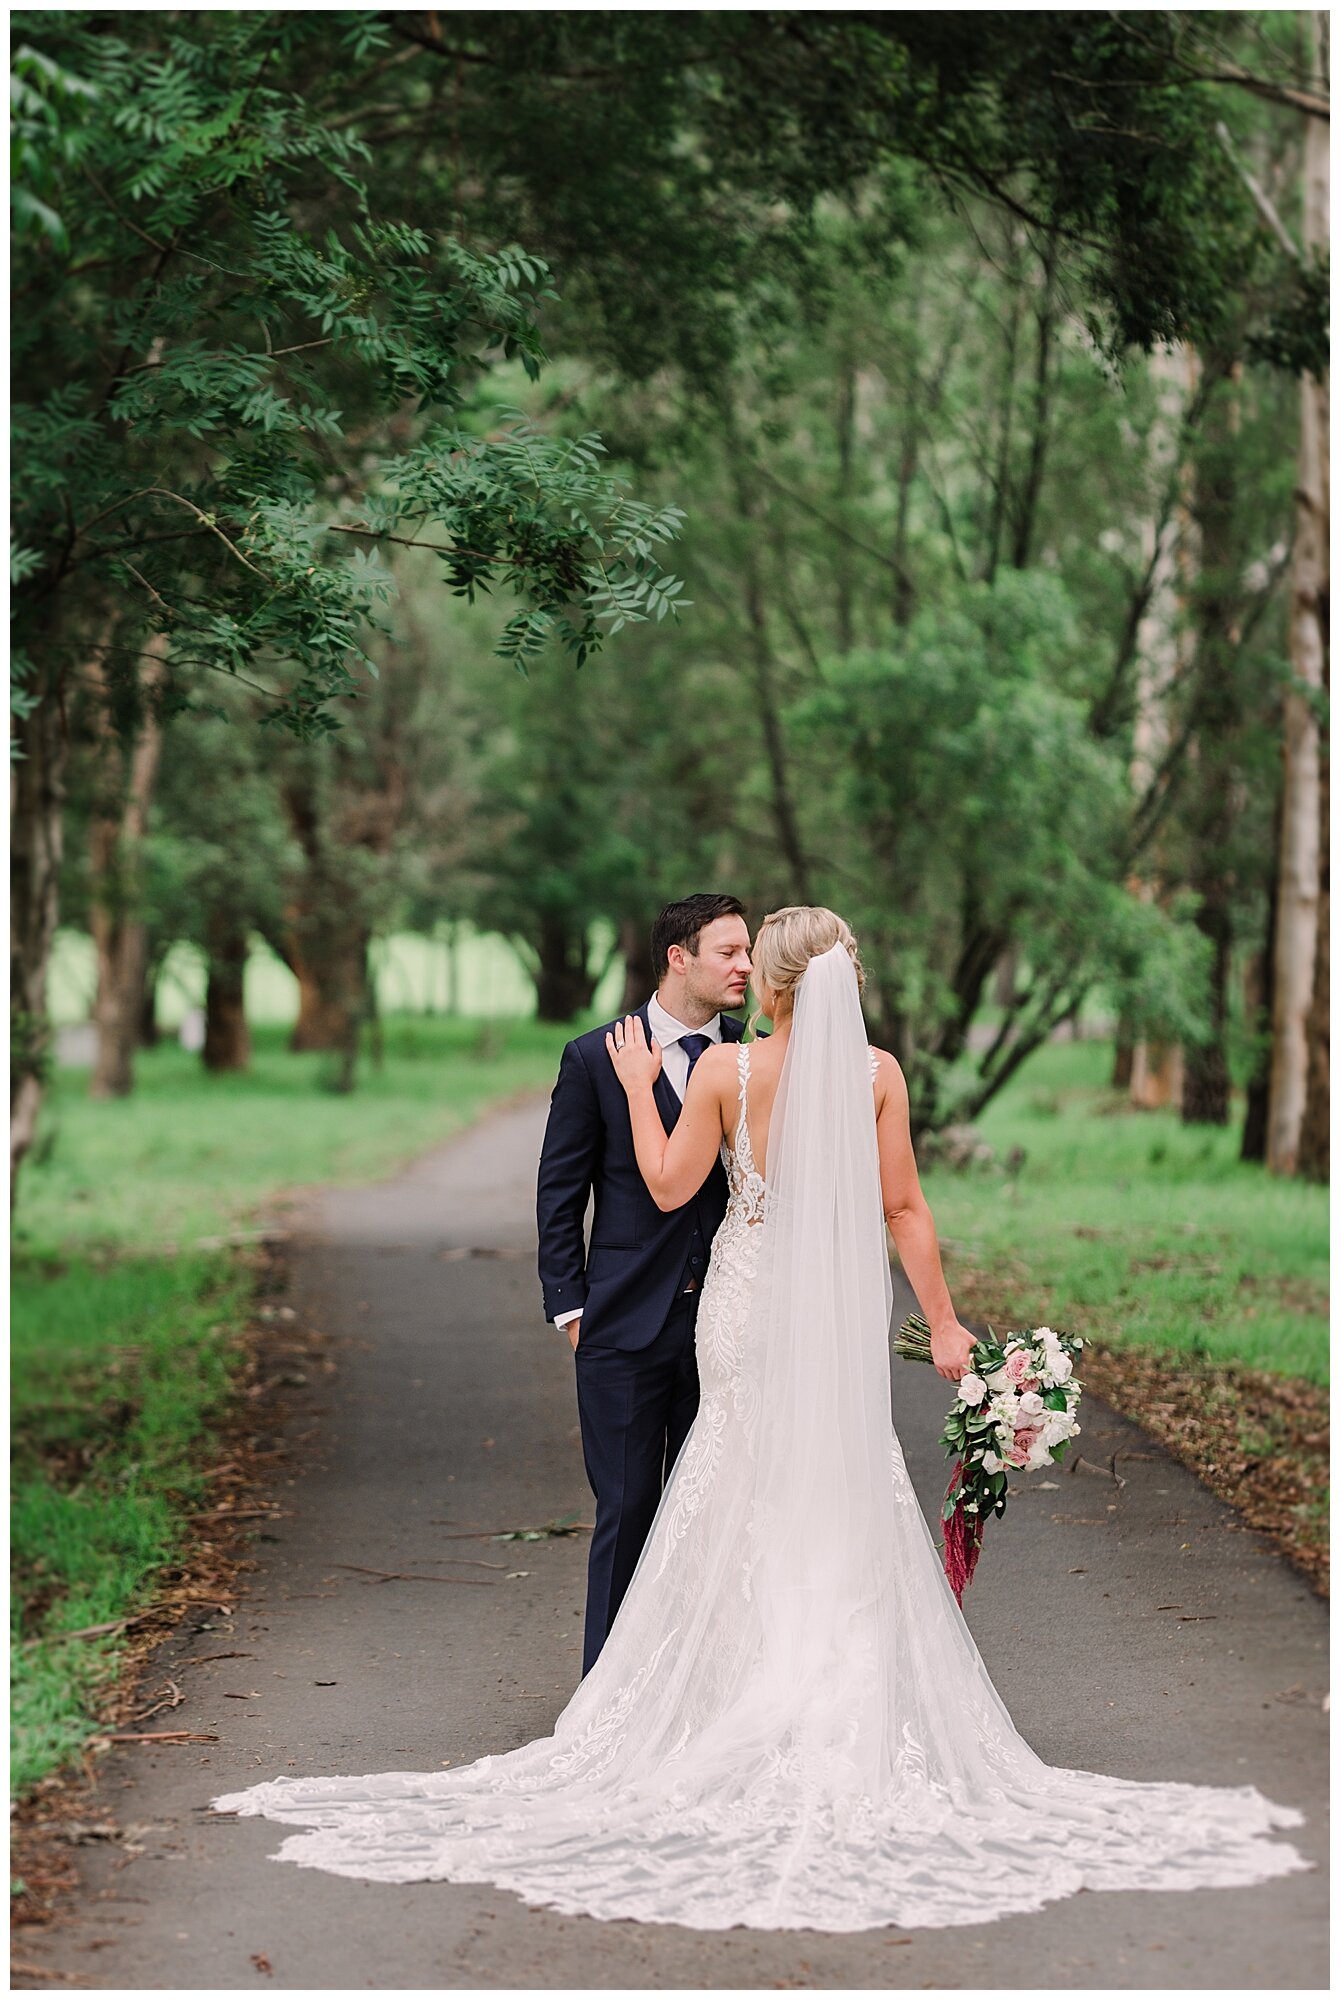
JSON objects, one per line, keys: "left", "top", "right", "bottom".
{"left": 537, "top": 1001, "right": 746, "bottom": 1673}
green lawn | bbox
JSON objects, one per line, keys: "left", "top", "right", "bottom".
{"left": 922, "top": 1038, "right": 1329, "bottom": 1388}
{"left": 11, "top": 1014, "right": 576, "bottom": 1796}
{"left": 16, "top": 1016, "right": 577, "bottom": 1253}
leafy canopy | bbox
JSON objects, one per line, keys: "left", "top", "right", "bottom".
{"left": 11, "top": 10, "right": 690, "bottom": 742}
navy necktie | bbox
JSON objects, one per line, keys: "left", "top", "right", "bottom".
{"left": 679, "top": 1033, "right": 711, "bottom": 1092}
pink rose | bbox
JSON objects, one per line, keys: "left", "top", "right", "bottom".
{"left": 1021, "top": 1377, "right": 1041, "bottom": 1393}
{"left": 1005, "top": 1438, "right": 1032, "bottom": 1467}
{"left": 1003, "top": 1350, "right": 1032, "bottom": 1387}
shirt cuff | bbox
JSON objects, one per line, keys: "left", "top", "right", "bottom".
{"left": 553, "top": 1307, "right": 583, "bottom": 1329}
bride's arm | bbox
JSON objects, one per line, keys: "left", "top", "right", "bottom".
{"left": 872, "top": 1048, "right": 978, "bottom": 1383}
{"left": 606, "top": 1017, "right": 729, "bottom": 1211}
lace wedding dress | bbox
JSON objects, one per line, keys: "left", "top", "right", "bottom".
{"left": 213, "top": 948, "right": 1310, "bottom": 1931}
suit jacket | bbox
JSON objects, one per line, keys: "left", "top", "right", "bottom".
{"left": 536, "top": 1002, "right": 748, "bottom": 1351}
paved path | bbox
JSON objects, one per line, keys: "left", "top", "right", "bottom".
{"left": 20, "top": 1102, "right": 1327, "bottom": 1989}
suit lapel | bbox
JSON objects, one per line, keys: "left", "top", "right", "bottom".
{"left": 636, "top": 1003, "right": 682, "bottom": 1137}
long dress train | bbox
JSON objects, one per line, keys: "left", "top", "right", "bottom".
{"left": 212, "top": 949, "right": 1310, "bottom": 1931}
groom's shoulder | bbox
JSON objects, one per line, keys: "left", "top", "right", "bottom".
{"left": 565, "top": 1014, "right": 634, "bottom": 1068}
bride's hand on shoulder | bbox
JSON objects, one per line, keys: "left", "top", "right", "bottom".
{"left": 930, "top": 1320, "right": 979, "bottom": 1384}
{"left": 605, "top": 1014, "right": 662, "bottom": 1094}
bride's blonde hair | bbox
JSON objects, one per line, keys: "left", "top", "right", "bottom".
{"left": 748, "top": 905, "right": 864, "bottom": 1031}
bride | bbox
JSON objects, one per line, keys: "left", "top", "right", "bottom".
{"left": 213, "top": 906, "right": 1309, "bottom": 1931}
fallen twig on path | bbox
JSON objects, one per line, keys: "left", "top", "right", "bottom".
{"left": 492, "top": 1513, "right": 591, "bottom": 1541}
{"left": 128, "top": 1680, "right": 184, "bottom": 1723}
{"left": 414, "top": 1554, "right": 509, "bottom": 1571}
{"left": 99, "top": 1730, "right": 218, "bottom": 1744}
{"left": 188, "top": 1505, "right": 288, "bottom": 1522}
{"left": 330, "top": 1562, "right": 494, "bottom": 1587}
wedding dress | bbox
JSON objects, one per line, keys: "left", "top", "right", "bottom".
{"left": 213, "top": 946, "right": 1310, "bottom": 1931}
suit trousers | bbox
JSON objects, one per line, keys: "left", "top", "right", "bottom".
{"left": 572, "top": 1287, "right": 701, "bottom": 1677}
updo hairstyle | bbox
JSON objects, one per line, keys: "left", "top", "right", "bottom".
{"left": 748, "top": 905, "right": 865, "bottom": 1030}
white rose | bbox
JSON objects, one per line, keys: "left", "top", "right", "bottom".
{"left": 1036, "top": 1325, "right": 1057, "bottom": 1344}
{"left": 984, "top": 1368, "right": 1010, "bottom": 1392}
{"left": 957, "top": 1371, "right": 988, "bottom": 1407}
{"left": 982, "top": 1450, "right": 1004, "bottom": 1474}
{"left": 1049, "top": 1352, "right": 1073, "bottom": 1382}
{"left": 1041, "top": 1412, "right": 1073, "bottom": 1447}
{"left": 1026, "top": 1435, "right": 1053, "bottom": 1470}
{"left": 1018, "top": 1389, "right": 1045, "bottom": 1416}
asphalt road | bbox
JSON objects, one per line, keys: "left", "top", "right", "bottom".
{"left": 18, "top": 1099, "right": 1328, "bottom": 1990}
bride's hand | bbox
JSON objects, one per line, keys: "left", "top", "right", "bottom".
{"left": 930, "top": 1320, "right": 979, "bottom": 1383}
{"left": 605, "top": 1014, "right": 663, "bottom": 1093}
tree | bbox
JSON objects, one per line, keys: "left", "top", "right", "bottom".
{"left": 794, "top": 572, "right": 1213, "bottom": 1133}
{"left": 148, "top": 703, "right": 296, "bottom": 1074}
{"left": 1266, "top": 11, "right": 1329, "bottom": 1176}
{"left": 10, "top": 12, "right": 689, "bottom": 1187}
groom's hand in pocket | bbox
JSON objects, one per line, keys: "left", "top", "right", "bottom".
{"left": 565, "top": 1317, "right": 581, "bottom": 1353}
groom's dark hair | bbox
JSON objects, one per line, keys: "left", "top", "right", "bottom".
{"left": 651, "top": 894, "right": 747, "bottom": 981}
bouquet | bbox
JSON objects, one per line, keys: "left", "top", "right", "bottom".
{"left": 895, "top": 1311, "right": 1088, "bottom": 1604}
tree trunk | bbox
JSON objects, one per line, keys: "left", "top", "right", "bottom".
{"left": 1010, "top": 238, "right": 1057, "bottom": 572}
{"left": 1130, "top": 1039, "right": 1185, "bottom": 1111}
{"left": 88, "top": 634, "right": 170, "bottom": 1100}
{"left": 138, "top": 946, "right": 163, "bottom": 1049}
{"left": 981, "top": 224, "right": 1022, "bottom": 586}
{"left": 280, "top": 761, "right": 370, "bottom": 1063}
{"left": 834, "top": 350, "right": 857, "bottom": 653}
{"left": 289, "top": 927, "right": 369, "bottom": 1053}
{"left": 10, "top": 673, "right": 72, "bottom": 1198}
{"left": 1297, "top": 653, "right": 1329, "bottom": 1180}
{"left": 1128, "top": 342, "right": 1200, "bottom": 1107}
{"left": 992, "top": 943, "right": 1021, "bottom": 1009}
{"left": 534, "top": 914, "right": 598, "bottom": 1023}
{"left": 1111, "top": 1026, "right": 1134, "bottom": 1091}
{"left": 1180, "top": 879, "right": 1232, "bottom": 1124}
{"left": 620, "top": 915, "right": 657, "bottom": 1013}
{"left": 891, "top": 405, "right": 918, "bottom": 628}
{"left": 1241, "top": 789, "right": 1283, "bottom": 1163}
{"left": 1182, "top": 358, "right": 1241, "bottom": 1128}
{"left": 203, "top": 913, "right": 251, "bottom": 1072}
{"left": 1267, "top": 52, "right": 1328, "bottom": 1173}
{"left": 732, "top": 470, "right": 811, "bottom": 901}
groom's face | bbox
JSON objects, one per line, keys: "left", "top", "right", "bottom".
{"left": 682, "top": 915, "right": 753, "bottom": 1015}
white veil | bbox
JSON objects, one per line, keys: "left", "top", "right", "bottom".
{"left": 737, "top": 941, "right": 902, "bottom": 1765}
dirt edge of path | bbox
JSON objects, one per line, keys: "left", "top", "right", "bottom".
{"left": 949, "top": 1265, "right": 1329, "bottom": 1599}
{"left": 11, "top": 1240, "right": 331, "bottom": 1973}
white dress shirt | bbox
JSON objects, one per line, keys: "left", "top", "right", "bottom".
{"left": 646, "top": 992, "right": 723, "bottom": 1101}
{"left": 553, "top": 998, "right": 724, "bottom": 1329}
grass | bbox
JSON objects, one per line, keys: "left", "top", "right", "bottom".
{"left": 16, "top": 1015, "right": 577, "bottom": 1253}
{"left": 921, "top": 1037, "right": 1329, "bottom": 1387}
{"left": 11, "top": 1251, "right": 250, "bottom": 1793}
{"left": 11, "top": 1013, "right": 578, "bottom": 1796}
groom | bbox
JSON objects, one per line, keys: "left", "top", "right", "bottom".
{"left": 537, "top": 893, "right": 753, "bottom": 1675}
